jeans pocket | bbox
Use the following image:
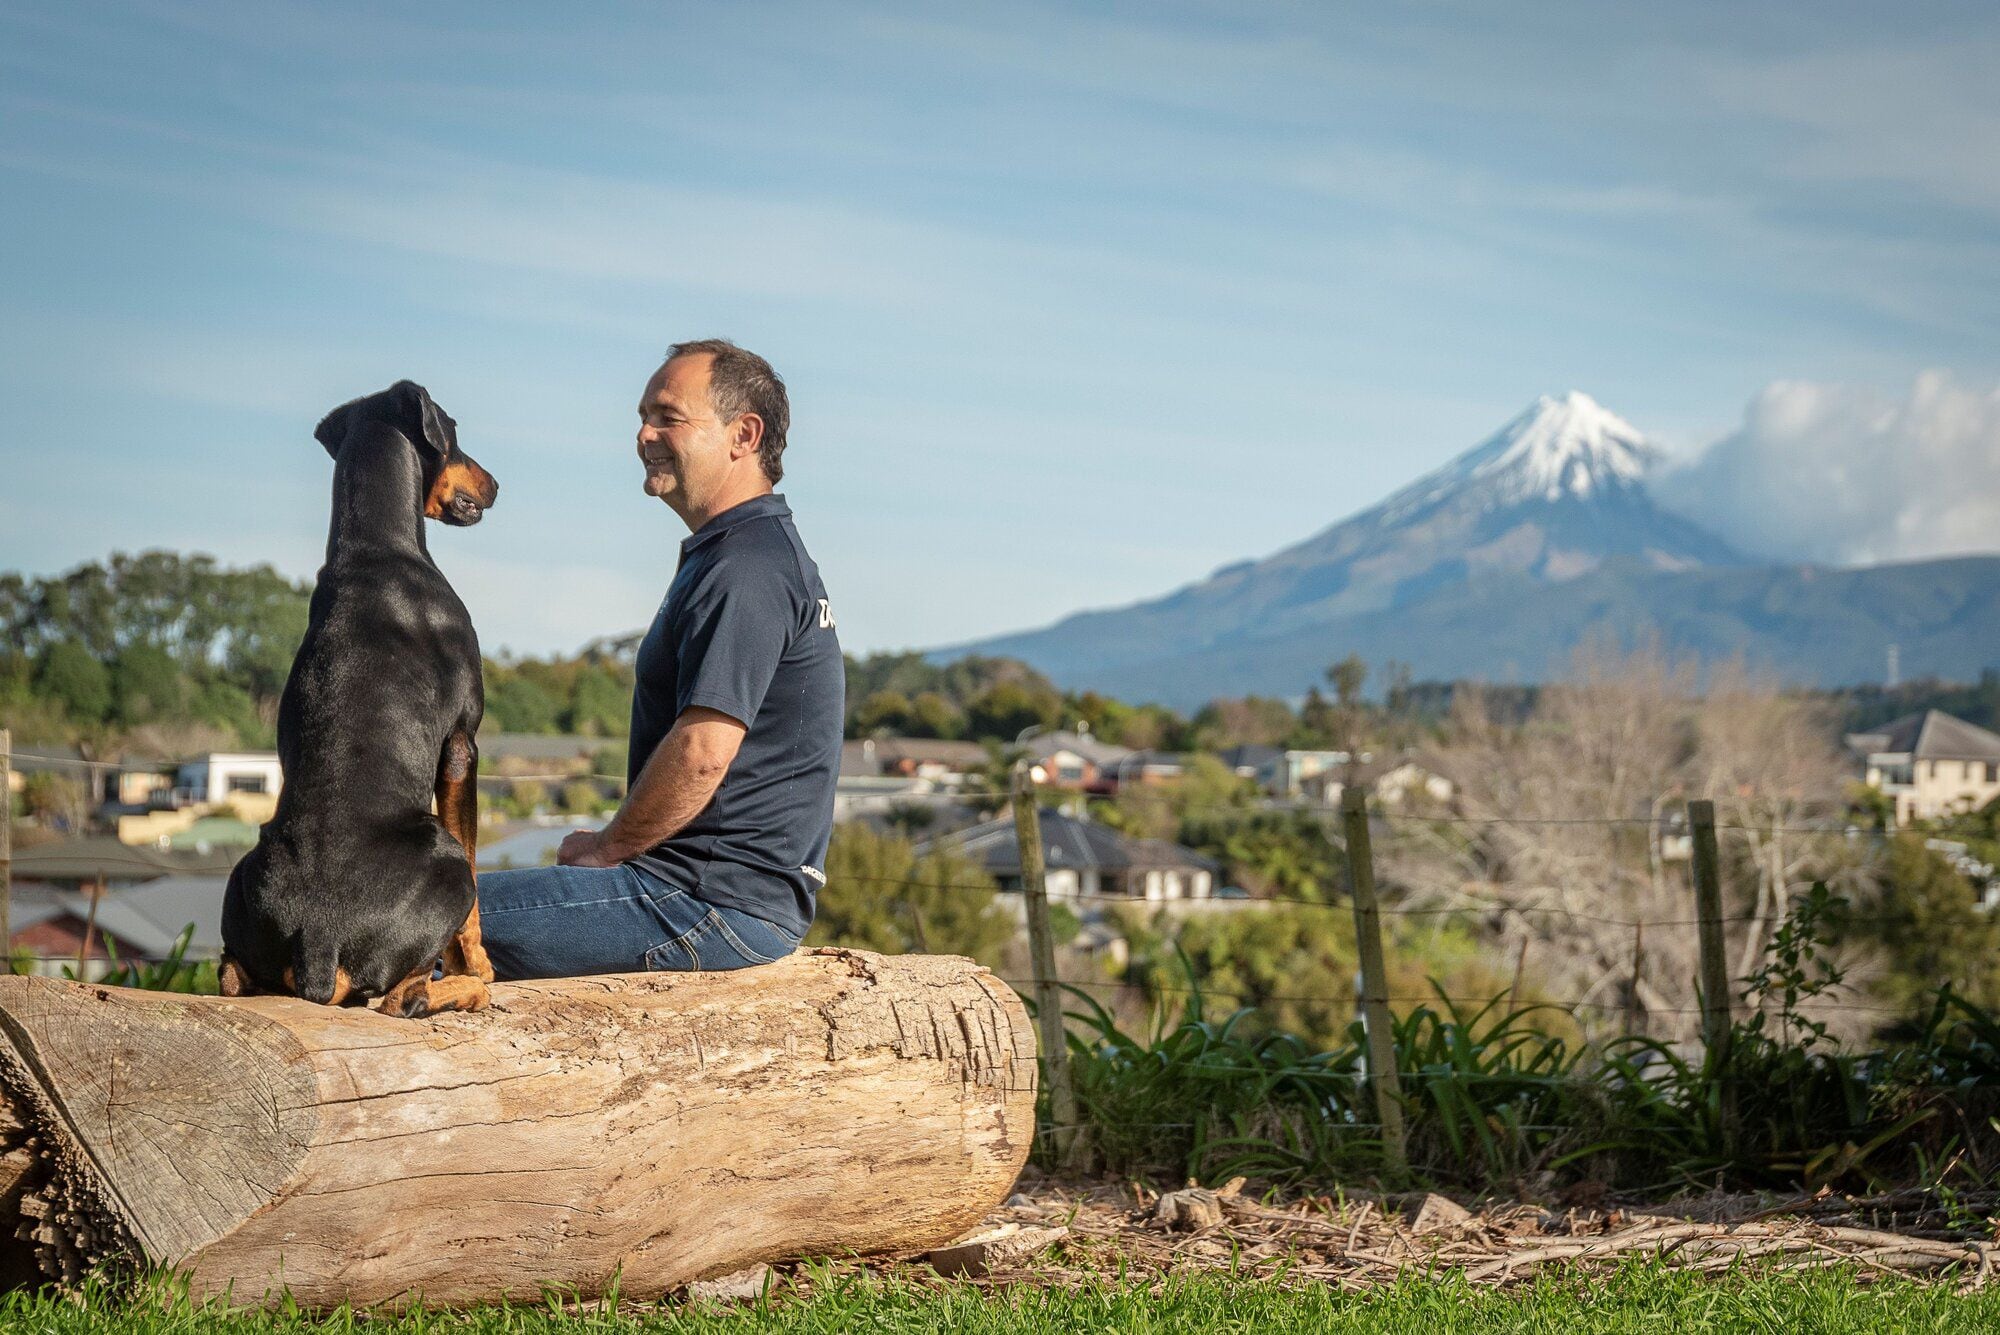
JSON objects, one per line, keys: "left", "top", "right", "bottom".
{"left": 644, "top": 908, "right": 793, "bottom": 971}
{"left": 712, "top": 912, "right": 794, "bottom": 966}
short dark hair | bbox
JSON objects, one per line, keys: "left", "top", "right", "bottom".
{"left": 665, "top": 338, "right": 790, "bottom": 484}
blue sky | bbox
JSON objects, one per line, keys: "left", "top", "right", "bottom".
{"left": 3, "top": 1, "right": 1997, "bottom": 657}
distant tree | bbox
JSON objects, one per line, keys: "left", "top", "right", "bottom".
{"left": 854, "top": 689, "right": 916, "bottom": 736}
{"left": 964, "top": 681, "right": 1062, "bottom": 742}
{"left": 1327, "top": 654, "right": 1367, "bottom": 708}
{"left": 565, "top": 666, "right": 629, "bottom": 738}
{"left": 485, "top": 674, "right": 562, "bottom": 734}
{"left": 111, "top": 643, "right": 188, "bottom": 727}
{"left": 20, "top": 771, "right": 89, "bottom": 832}
{"left": 807, "top": 824, "right": 1012, "bottom": 965}
{"left": 189, "top": 679, "right": 266, "bottom": 746}
{"left": 907, "top": 691, "right": 963, "bottom": 739}
{"left": 1846, "top": 835, "right": 2000, "bottom": 1015}
{"left": 1290, "top": 687, "right": 1337, "bottom": 750}
{"left": 1189, "top": 696, "right": 1295, "bottom": 751}
{"left": 35, "top": 640, "right": 111, "bottom": 724}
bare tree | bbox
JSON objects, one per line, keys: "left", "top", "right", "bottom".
{"left": 1388, "top": 642, "right": 1855, "bottom": 1042}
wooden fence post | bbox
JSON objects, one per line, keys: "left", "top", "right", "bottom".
{"left": 1341, "top": 786, "right": 1407, "bottom": 1178}
{"left": 1, "top": 728, "right": 9, "bottom": 973}
{"left": 1013, "top": 762, "right": 1082, "bottom": 1167}
{"left": 1688, "top": 799, "right": 1737, "bottom": 1152}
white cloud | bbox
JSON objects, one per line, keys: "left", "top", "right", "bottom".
{"left": 1657, "top": 371, "right": 2000, "bottom": 566}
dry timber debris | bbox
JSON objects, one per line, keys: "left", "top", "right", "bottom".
{"left": 819, "top": 1176, "right": 2000, "bottom": 1295}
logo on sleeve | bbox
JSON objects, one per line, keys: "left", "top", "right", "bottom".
{"left": 801, "top": 865, "right": 827, "bottom": 885}
{"left": 817, "top": 599, "right": 836, "bottom": 629}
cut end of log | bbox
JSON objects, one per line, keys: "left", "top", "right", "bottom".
{"left": 0, "top": 950, "right": 1037, "bottom": 1308}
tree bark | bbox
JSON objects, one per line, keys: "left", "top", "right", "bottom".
{"left": 0, "top": 948, "right": 1035, "bottom": 1309}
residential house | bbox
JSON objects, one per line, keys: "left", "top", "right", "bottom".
{"left": 933, "top": 807, "right": 1219, "bottom": 902}
{"left": 1300, "top": 755, "right": 1456, "bottom": 809}
{"left": 1102, "top": 750, "right": 1189, "bottom": 790}
{"left": 1216, "top": 744, "right": 1349, "bottom": 799}
{"left": 1846, "top": 710, "right": 2000, "bottom": 826}
{"left": 1021, "top": 730, "right": 1134, "bottom": 792}
{"left": 174, "top": 752, "right": 283, "bottom": 804}
{"left": 843, "top": 736, "right": 988, "bottom": 782}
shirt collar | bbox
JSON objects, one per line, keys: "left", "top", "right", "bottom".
{"left": 681, "top": 492, "right": 789, "bottom": 556}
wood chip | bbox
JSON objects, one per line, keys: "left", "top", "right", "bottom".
{"left": 928, "top": 1224, "right": 1069, "bottom": 1278}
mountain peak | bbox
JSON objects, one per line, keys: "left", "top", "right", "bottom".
{"left": 1380, "top": 390, "right": 1659, "bottom": 521}
{"left": 1465, "top": 390, "right": 1658, "bottom": 501}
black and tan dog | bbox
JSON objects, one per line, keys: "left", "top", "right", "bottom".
{"left": 221, "top": 381, "right": 498, "bottom": 1017}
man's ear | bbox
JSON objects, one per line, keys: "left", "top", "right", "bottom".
{"left": 730, "top": 411, "right": 765, "bottom": 461}
{"left": 390, "top": 380, "right": 456, "bottom": 459}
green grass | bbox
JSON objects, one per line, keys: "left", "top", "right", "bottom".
{"left": 9, "top": 1266, "right": 1999, "bottom": 1334}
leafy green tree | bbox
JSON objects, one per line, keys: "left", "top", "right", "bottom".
{"left": 807, "top": 824, "right": 1012, "bottom": 965}
{"left": 908, "top": 691, "right": 963, "bottom": 739}
{"left": 1129, "top": 905, "right": 1513, "bottom": 1050}
{"left": 20, "top": 771, "right": 89, "bottom": 831}
{"left": 565, "top": 666, "right": 629, "bottom": 738}
{"left": 964, "top": 681, "right": 1062, "bottom": 742}
{"left": 485, "top": 674, "right": 562, "bottom": 734}
{"left": 854, "top": 689, "right": 916, "bottom": 736}
{"left": 35, "top": 640, "right": 111, "bottom": 724}
{"left": 189, "top": 679, "right": 266, "bottom": 745}
{"left": 1847, "top": 835, "right": 2000, "bottom": 1014}
{"left": 111, "top": 643, "right": 188, "bottom": 726}
{"left": 1189, "top": 696, "right": 1296, "bottom": 750}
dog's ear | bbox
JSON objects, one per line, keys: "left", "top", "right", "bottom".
{"left": 389, "top": 380, "right": 457, "bottom": 459}
{"left": 313, "top": 397, "right": 361, "bottom": 459}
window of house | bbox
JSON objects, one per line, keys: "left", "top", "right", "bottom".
{"left": 227, "top": 774, "right": 267, "bottom": 794}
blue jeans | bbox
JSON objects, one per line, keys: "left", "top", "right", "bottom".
{"left": 477, "top": 860, "right": 800, "bottom": 981}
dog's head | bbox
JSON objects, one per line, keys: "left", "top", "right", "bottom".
{"left": 313, "top": 381, "right": 499, "bottom": 526}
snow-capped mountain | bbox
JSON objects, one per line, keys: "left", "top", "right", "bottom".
{"left": 949, "top": 392, "right": 1747, "bottom": 694}
{"left": 1379, "top": 390, "right": 1658, "bottom": 519}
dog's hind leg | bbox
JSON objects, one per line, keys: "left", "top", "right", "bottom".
{"left": 378, "top": 967, "right": 489, "bottom": 1019}
{"left": 218, "top": 952, "right": 258, "bottom": 997}
{"left": 436, "top": 728, "right": 495, "bottom": 984}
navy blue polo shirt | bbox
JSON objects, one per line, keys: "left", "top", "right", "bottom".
{"left": 629, "top": 493, "right": 843, "bottom": 937}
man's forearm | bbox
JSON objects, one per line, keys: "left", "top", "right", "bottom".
{"left": 597, "top": 714, "right": 742, "bottom": 860}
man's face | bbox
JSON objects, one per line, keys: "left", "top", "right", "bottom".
{"left": 635, "top": 354, "right": 734, "bottom": 512}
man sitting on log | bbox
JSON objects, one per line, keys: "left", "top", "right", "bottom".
{"left": 478, "top": 340, "right": 844, "bottom": 977}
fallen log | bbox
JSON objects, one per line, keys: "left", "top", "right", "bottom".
{"left": 0, "top": 947, "right": 1035, "bottom": 1308}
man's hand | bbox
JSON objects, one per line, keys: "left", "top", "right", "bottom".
{"left": 557, "top": 828, "right": 620, "bottom": 868}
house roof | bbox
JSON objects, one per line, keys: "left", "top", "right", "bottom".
{"left": 933, "top": 807, "right": 1219, "bottom": 877}
{"left": 53, "top": 875, "right": 229, "bottom": 959}
{"left": 864, "top": 737, "right": 990, "bottom": 768}
{"left": 1217, "top": 744, "right": 1284, "bottom": 772}
{"left": 1023, "top": 731, "right": 1134, "bottom": 768}
{"left": 1847, "top": 710, "right": 2000, "bottom": 762}
{"left": 9, "top": 836, "right": 240, "bottom": 882}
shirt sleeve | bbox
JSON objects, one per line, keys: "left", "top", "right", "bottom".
{"left": 671, "top": 554, "right": 799, "bottom": 727}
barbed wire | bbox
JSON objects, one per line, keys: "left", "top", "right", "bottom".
{"left": 831, "top": 873, "right": 1923, "bottom": 931}
{"left": 996, "top": 975, "right": 1926, "bottom": 1018}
